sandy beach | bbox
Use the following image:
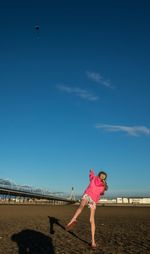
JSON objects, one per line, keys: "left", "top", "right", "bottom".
{"left": 0, "top": 204, "right": 150, "bottom": 254}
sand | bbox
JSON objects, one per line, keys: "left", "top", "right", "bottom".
{"left": 0, "top": 204, "right": 150, "bottom": 254}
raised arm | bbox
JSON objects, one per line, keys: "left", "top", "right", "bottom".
{"left": 89, "top": 169, "right": 95, "bottom": 181}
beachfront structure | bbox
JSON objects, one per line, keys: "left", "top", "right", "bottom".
{"left": 117, "top": 197, "right": 150, "bottom": 204}
{"left": 0, "top": 179, "right": 77, "bottom": 204}
{"left": 129, "top": 197, "right": 150, "bottom": 204}
{"left": 68, "top": 187, "right": 76, "bottom": 201}
{"left": 99, "top": 198, "right": 117, "bottom": 204}
{"left": 98, "top": 197, "right": 150, "bottom": 205}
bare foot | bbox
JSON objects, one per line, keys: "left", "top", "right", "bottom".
{"left": 91, "top": 242, "right": 96, "bottom": 249}
{"left": 66, "top": 220, "right": 77, "bottom": 231}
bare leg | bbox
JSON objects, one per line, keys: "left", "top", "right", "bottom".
{"left": 90, "top": 207, "right": 96, "bottom": 247}
{"left": 67, "top": 198, "right": 87, "bottom": 225}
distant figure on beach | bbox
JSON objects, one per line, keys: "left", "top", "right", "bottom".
{"left": 66, "top": 169, "right": 108, "bottom": 249}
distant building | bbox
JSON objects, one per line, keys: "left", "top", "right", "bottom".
{"left": 117, "top": 197, "right": 150, "bottom": 204}
{"left": 98, "top": 197, "right": 150, "bottom": 205}
{"left": 99, "top": 198, "right": 117, "bottom": 204}
{"left": 129, "top": 197, "right": 150, "bottom": 204}
{"left": 117, "top": 197, "right": 123, "bottom": 203}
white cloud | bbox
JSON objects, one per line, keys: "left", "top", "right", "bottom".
{"left": 95, "top": 124, "right": 150, "bottom": 136}
{"left": 86, "top": 71, "right": 112, "bottom": 88}
{"left": 57, "top": 85, "right": 99, "bottom": 101}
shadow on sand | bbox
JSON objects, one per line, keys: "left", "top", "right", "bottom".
{"left": 48, "top": 216, "right": 89, "bottom": 246}
{"left": 11, "top": 229, "right": 54, "bottom": 254}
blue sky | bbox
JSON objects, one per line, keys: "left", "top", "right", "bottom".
{"left": 0, "top": 0, "right": 150, "bottom": 197}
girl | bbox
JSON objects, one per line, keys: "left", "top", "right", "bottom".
{"left": 66, "top": 169, "right": 108, "bottom": 249}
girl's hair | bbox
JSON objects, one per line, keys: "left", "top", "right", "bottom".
{"left": 98, "top": 171, "right": 107, "bottom": 179}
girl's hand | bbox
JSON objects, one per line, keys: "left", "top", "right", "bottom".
{"left": 89, "top": 169, "right": 94, "bottom": 181}
{"left": 105, "top": 182, "right": 108, "bottom": 191}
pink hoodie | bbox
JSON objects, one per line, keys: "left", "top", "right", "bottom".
{"left": 83, "top": 170, "right": 105, "bottom": 203}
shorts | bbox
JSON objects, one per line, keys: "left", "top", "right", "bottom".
{"left": 82, "top": 194, "right": 96, "bottom": 209}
